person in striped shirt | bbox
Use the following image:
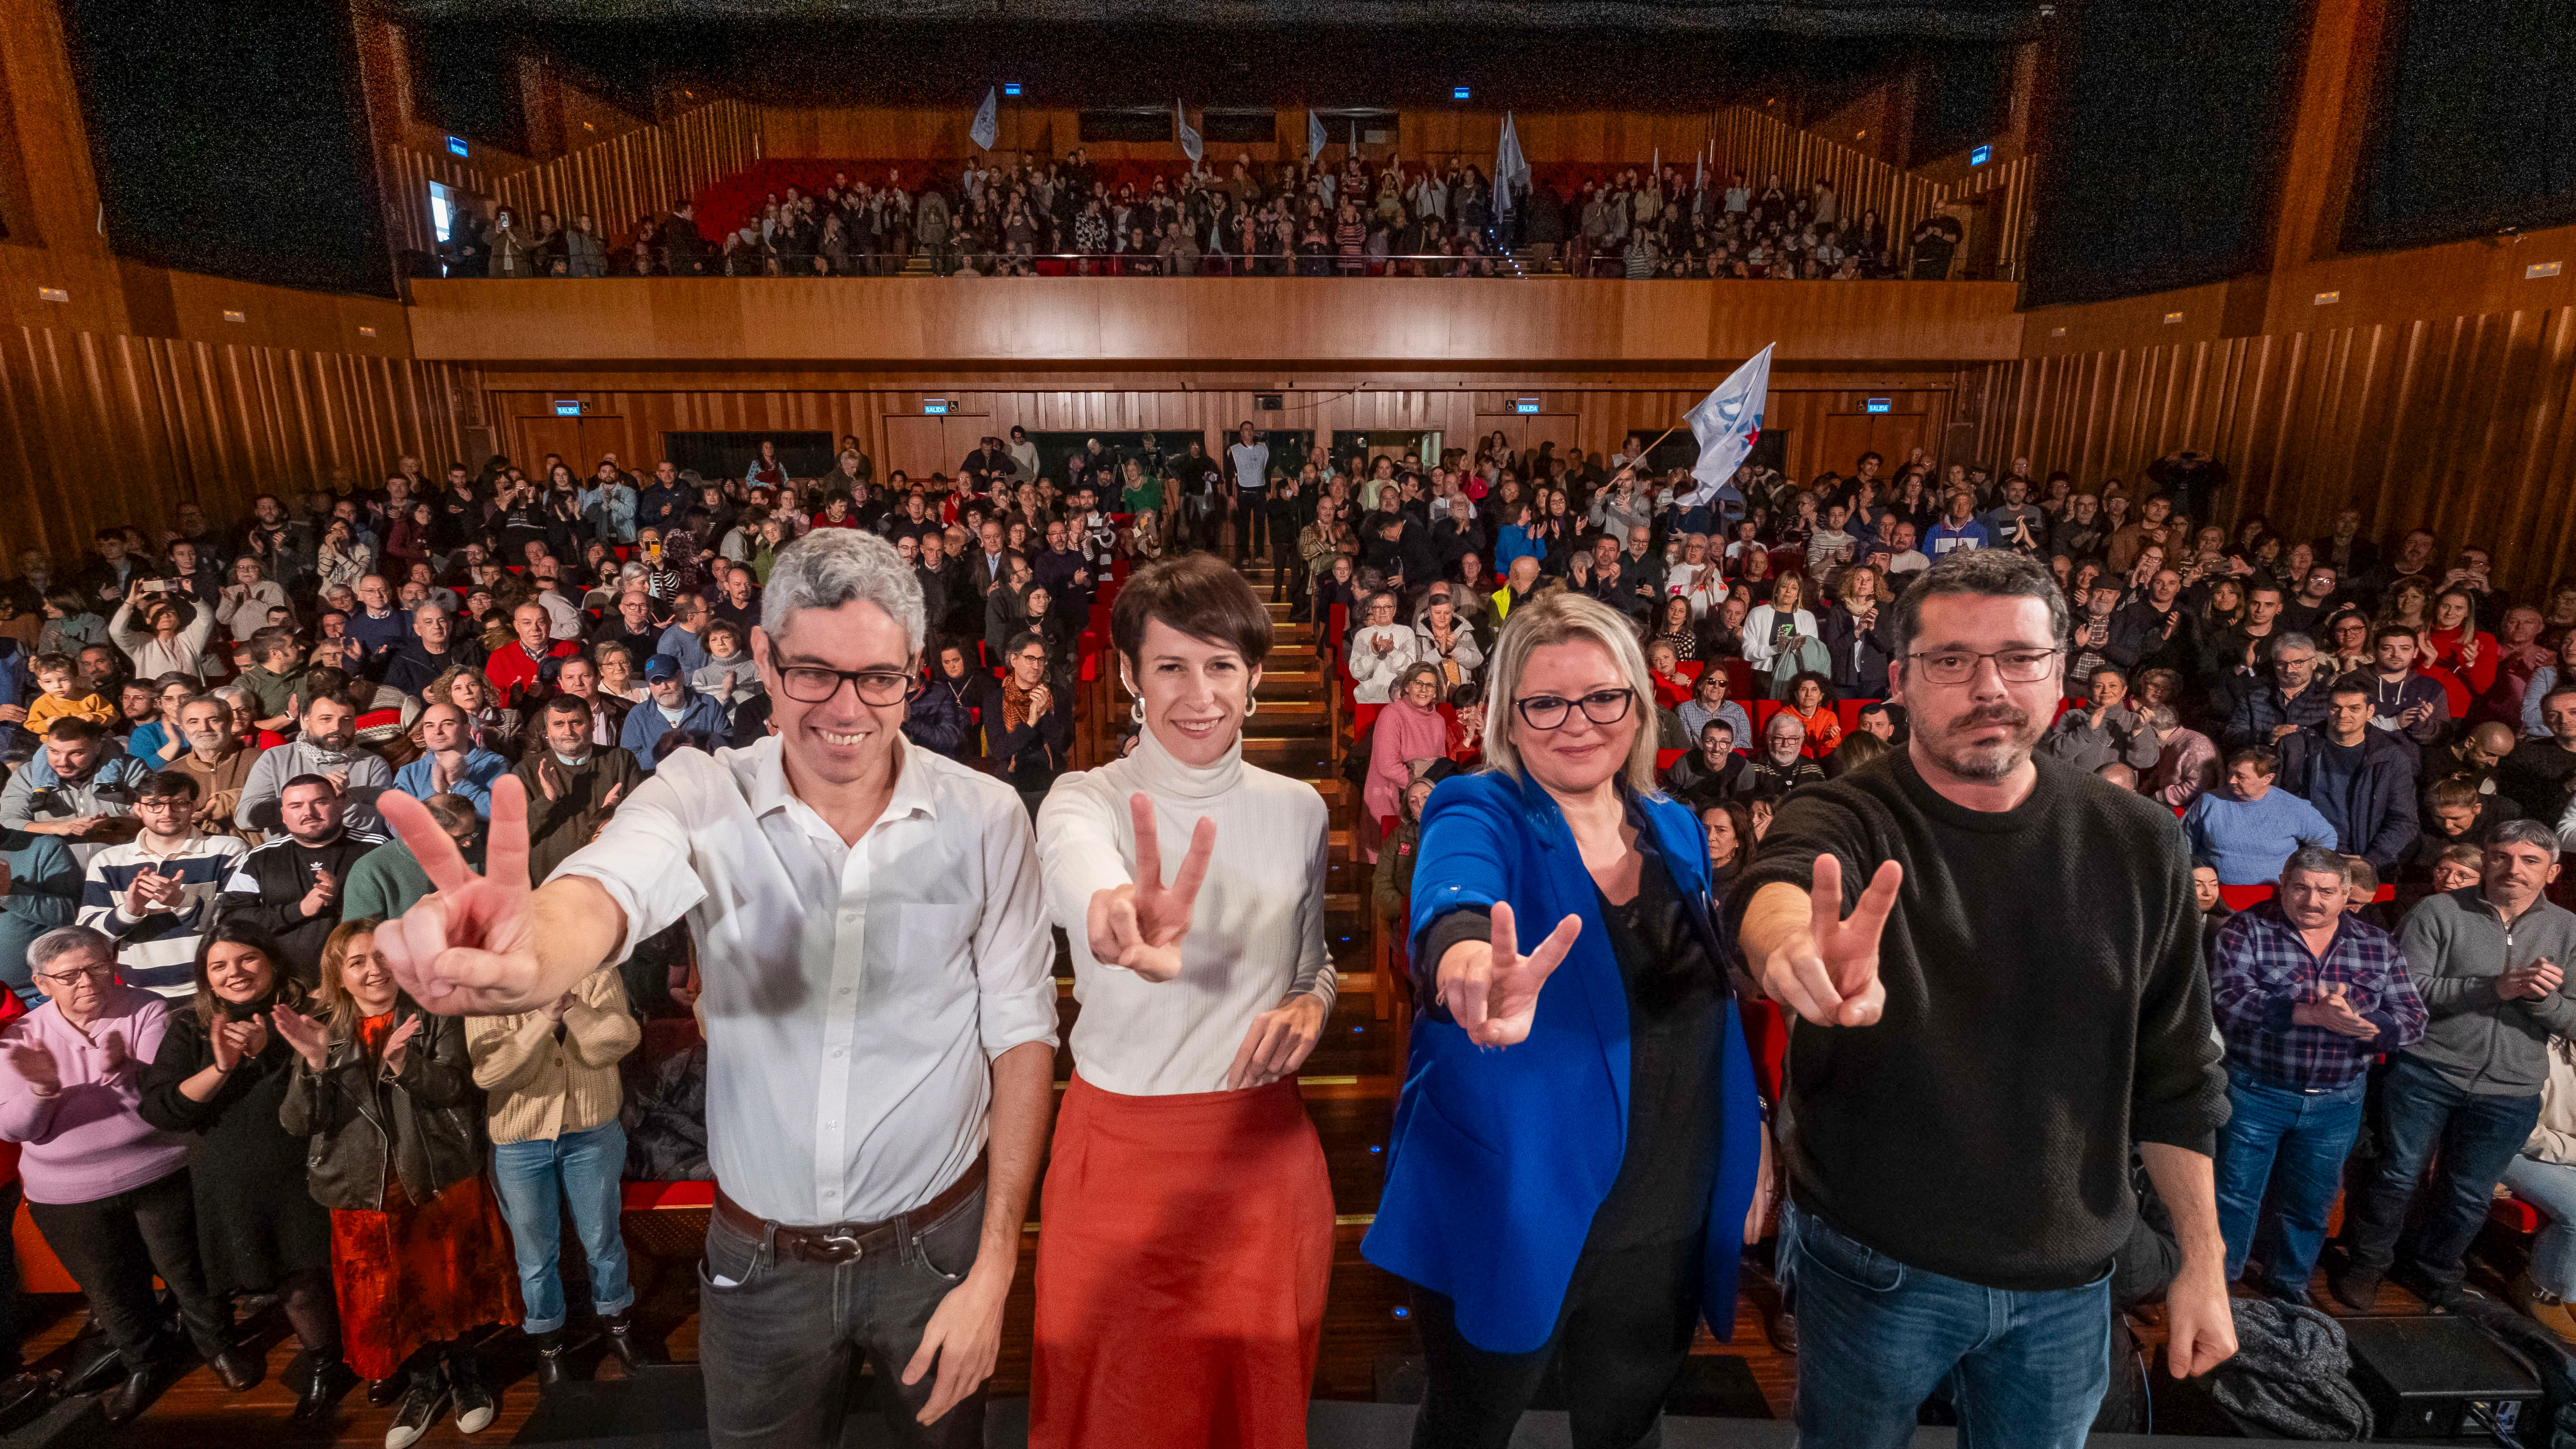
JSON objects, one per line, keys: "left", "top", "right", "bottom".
{"left": 76, "top": 771, "right": 246, "bottom": 998}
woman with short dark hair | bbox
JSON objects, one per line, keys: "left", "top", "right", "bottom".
{"left": 1029, "top": 553, "right": 1336, "bottom": 1448}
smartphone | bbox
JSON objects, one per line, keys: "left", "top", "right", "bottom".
{"left": 140, "top": 579, "right": 168, "bottom": 592}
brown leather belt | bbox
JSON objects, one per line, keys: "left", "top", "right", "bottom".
{"left": 712, "top": 1158, "right": 986, "bottom": 1264}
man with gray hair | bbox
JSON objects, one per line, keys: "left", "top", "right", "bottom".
{"left": 2208, "top": 844, "right": 2424, "bottom": 1305}
{"left": 2337, "top": 819, "right": 2576, "bottom": 1313}
{"left": 367, "top": 528, "right": 1057, "bottom": 1447}
{"left": 2222, "top": 632, "right": 2329, "bottom": 750}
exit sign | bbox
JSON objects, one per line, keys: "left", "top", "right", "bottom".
{"left": 1969, "top": 144, "right": 1992, "bottom": 167}
{"left": 1864, "top": 399, "right": 1892, "bottom": 414}
{"left": 447, "top": 135, "right": 470, "bottom": 157}
{"left": 1513, "top": 399, "right": 1540, "bottom": 414}
{"left": 924, "top": 399, "right": 951, "bottom": 415}
{"left": 553, "top": 400, "right": 582, "bottom": 416}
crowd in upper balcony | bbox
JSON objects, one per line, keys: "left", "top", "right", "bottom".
{"left": 434, "top": 148, "right": 1958, "bottom": 280}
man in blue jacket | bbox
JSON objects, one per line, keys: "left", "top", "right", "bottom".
{"left": 2273, "top": 679, "right": 2420, "bottom": 876}
{"left": 618, "top": 654, "right": 728, "bottom": 771}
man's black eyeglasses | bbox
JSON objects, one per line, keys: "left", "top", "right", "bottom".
{"left": 1513, "top": 688, "right": 1636, "bottom": 731}
{"left": 777, "top": 666, "right": 915, "bottom": 705}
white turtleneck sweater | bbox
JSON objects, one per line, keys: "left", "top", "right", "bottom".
{"left": 1036, "top": 728, "right": 1333, "bottom": 1096}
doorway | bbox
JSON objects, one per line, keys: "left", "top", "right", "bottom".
{"left": 1328, "top": 430, "right": 1442, "bottom": 476}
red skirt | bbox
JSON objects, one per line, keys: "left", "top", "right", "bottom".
{"left": 1031, "top": 1073, "right": 1335, "bottom": 1449}
{"left": 330, "top": 1174, "right": 523, "bottom": 1380}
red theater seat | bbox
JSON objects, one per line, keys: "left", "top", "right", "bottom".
{"left": 1655, "top": 749, "right": 1685, "bottom": 772}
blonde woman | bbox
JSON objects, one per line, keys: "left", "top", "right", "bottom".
{"left": 275, "top": 920, "right": 517, "bottom": 1446}
{"left": 1364, "top": 590, "right": 1763, "bottom": 1444}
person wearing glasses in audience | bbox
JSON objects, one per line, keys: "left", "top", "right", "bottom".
{"left": 0, "top": 925, "right": 260, "bottom": 1425}
{"left": 1365, "top": 591, "right": 1765, "bottom": 1449}
{"left": 366, "top": 531, "right": 1058, "bottom": 1449}
{"left": 1728, "top": 551, "right": 2233, "bottom": 1446}
{"left": 993, "top": 631, "right": 1075, "bottom": 819}
{"left": 1029, "top": 554, "right": 1335, "bottom": 1448}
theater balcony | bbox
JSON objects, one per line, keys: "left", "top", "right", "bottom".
{"left": 402, "top": 276, "right": 2026, "bottom": 369}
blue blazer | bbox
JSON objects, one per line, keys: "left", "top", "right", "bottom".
{"left": 1361, "top": 769, "right": 1763, "bottom": 1354}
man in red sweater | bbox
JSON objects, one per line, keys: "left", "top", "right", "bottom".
{"left": 484, "top": 603, "right": 581, "bottom": 711}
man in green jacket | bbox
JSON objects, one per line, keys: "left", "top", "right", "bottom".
{"left": 344, "top": 793, "right": 481, "bottom": 921}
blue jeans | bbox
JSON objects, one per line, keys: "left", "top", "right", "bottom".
{"left": 2215, "top": 1067, "right": 2367, "bottom": 1295}
{"left": 2501, "top": 1155, "right": 2576, "bottom": 1300}
{"left": 491, "top": 1120, "right": 635, "bottom": 1335}
{"left": 1784, "top": 1201, "right": 2110, "bottom": 1449}
{"left": 2347, "top": 1053, "right": 2545, "bottom": 1287}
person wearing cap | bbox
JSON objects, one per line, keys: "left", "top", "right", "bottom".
{"left": 617, "top": 655, "right": 727, "bottom": 772}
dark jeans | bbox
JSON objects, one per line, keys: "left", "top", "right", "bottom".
{"left": 1237, "top": 492, "right": 1268, "bottom": 562}
{"left": 2216, "top": 1067, "right": 2367, "bottom": 1296}
{"left": 2346, "top": 1053, "right": 2544, "bottom": 1288}
{"left": 1409, "top": 1236, "right": 1700, "bottom": 1449}
{"left": 26, "top": 1167, "right": 228, "bottom": 1370}
{"left": 1785, "top": 1202, "right": 2110, "bottom": 1449}
{"left": 0, "top": 1179, "right": 19, "bottom": 1371}
{"left": 698, "top": 1184, "right": 988, "bottom": 1449}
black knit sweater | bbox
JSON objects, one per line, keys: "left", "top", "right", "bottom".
{"left": 1725, "top": 750, "right": 2228, "bottom": 1292}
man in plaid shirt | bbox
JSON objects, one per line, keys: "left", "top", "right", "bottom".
{"left": 2209, "top": 844, "right": 2426, "bottom": 1303}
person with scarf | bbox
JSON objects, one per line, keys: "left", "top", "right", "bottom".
{"left": 1031, "top": 555, "right": 1335, "bottom": 1449}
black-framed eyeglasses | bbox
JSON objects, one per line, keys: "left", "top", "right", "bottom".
{"left": 35, "top": 962, "right": 115, "bottom": 987}
{"left": 777, "top": 666, "right": 916, "bottom": 706}
{"left": 1903, "top": 647, "right": 2063, "bottom": 686}
{"left": 1514, "top": 688, "right": 1636, "bottom": 731}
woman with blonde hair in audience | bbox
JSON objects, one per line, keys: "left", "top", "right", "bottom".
{"left": 1741, "top": 573, "right": 1819, "bottom": 675}
{"left": 429, "top": 664, "right": 524, "bottom": 761}
{"left": 592, "top": 641, "right": 646, "bottom": 704}
{"left": 1031, "top": 554, "right": 1335, "bottom": 1448}
{"left": 138, "top": 923, "right": 350, "bottom": 1420}
{"left": 1366, "top": 589, "right": 1763, "bottom": 1446}
{"left": 275, "top": 919, "right": 516, "bottom": 1446}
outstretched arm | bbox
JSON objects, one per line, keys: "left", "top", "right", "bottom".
{"left": 376, "top": 776, "right": 631, "bottom": 1015}
{"left": 1738, "top": 853, "right": 1904, "bottom": 1027}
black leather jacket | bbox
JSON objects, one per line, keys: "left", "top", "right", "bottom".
{"left": 277, "top": 1000, "right": 483, "bottom": 1211}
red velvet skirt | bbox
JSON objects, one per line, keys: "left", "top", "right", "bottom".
{"left": 1031, "top": 1073, "right": 1335, "bottom": 1449}
{"left": 330, "top": 1174, "right": 523, "bottom": 1380}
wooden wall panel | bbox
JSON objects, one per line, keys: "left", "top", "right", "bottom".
{"left": 405, "top": 277, "right": 2026, "bottom": 366}
{"left": 0, "top": 324, "right": 470, "bottom": 563}
{"left": 481, "top": 379, "right": 1958, "bottom": 500}
{"left": 1966, "top": 305, "right": 2576, "bottom": 593}
{"left": 378, "top": 97, "right": 764, "bottom": 255}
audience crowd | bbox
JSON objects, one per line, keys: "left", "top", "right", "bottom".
{"left": 437, "top": 149, "right": 1952, "bottom": 281}
{"left": 1, "top": 414, "right": 2573, "bottom": 1438}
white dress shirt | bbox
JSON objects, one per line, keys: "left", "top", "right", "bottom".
{"left": 1036, "top": 730, "right": 1332, "bottom": 1096}
{"left": 557, "top": 735, "right": 1057, "bottom": 1224}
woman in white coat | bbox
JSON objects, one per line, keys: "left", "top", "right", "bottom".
{"left": 1347, "top": 589, "right": 1429, "bottom": 703}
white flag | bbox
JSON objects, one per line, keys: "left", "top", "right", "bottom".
{"left": 1494, "top": 111, "right": 1530, "bottom": 221}
{"left": 970, "top": 86, "right": 998, "bottom": 152}
{"left": 1176, "top": 99, "right": 1201, "bottom": 165}
{"left": 1676, "top": 344, "right": 1775, "bottom": 508}
{"left": 1308, "top": 109, "right": 1327, "bottom": 160}
{"left": 1693, "top": 147, "right": 1704, "bottom": 196}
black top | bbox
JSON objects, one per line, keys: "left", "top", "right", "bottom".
{"left": 136, "top": 1004, "right": 333, "bottom": 1292}
{"left": 1420, "top": 823, "right": 1724, "bottom": 1253}
{"left": 1726, "top": 749, "right": 2227, "bottom": 1293}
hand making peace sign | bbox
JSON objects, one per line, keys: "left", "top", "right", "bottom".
{"left": 1759, "top": 853, "right": 1906, "bottom": 1027}
{"left": 1434, "top": 900, "right": 1583, "bottom": 1049}
{"left": 375, "top": 777, "right": 543, "bottom": 1014}
{"left": 1084, "top": 792, "right": 1215, "bottom": 983}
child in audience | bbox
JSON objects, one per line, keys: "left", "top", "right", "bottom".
{"left": 23, "top": 653, "right": 116, "bottom": 738}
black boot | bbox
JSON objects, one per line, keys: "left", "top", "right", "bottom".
{"left": 600, "top": 1311, "right": 659, "bottom": 1371}
{"left": 292, "top": 1353, "right": 358, "bottom": 1424}
{"left": 206, "top": 1344, "right": 262, "bottom": 1392}
{"left": 100, "top": 1366, "right": 158, "bottom": 1429}
{"left": 529, "top": 1329, "right": 572, "bottom": 1390}
{"left": 0, "top": 1370, "right": 51, "bottom": 1435}
{"left": 366, "top": 1374, "right": 406, "bottom": 1407}
{"left": 447, "top": 1346, "right": 495, "bottom": 1434}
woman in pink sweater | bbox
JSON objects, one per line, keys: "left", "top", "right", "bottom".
{"left": 1366, "top": 664, "right": 1453, "bottom": 862}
